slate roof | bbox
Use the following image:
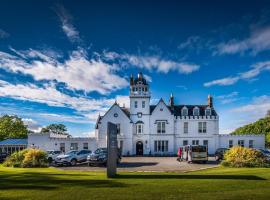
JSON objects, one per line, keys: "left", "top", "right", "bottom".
{"left": 0, "top": 138, "right": 28, "bottom": 146}
{"left": 96, "top": 102, "right": 218, "bottom": 129}
{"left": 150, "top": 104, "right": 218, "bottom": 116}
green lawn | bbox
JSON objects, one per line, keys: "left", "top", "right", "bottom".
{"left": 0, "top": 166, "right": 270, "bottom": 200}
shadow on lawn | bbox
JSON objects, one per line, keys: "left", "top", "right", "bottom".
{"left": 0, "top": 172, "right": 128, "bottom": 191}
{"left": 118, "top": 162, "right": 158, "bottom": 168}
{"left": 116, "top": 174, "right": 266, "bottom": 180}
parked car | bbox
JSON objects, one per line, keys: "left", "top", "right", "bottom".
{"left": 258, "top": 149, "right": 270, "bottom": 161}
{"left": 47, "top": 150, "right": 62, "bottom": 163}
{"left": 55, "top": 150, "right": 92, "bottom": 166}
{"left": 215, "top": 148, "right": 228, "bottom": 161}
{"left": 0, "top": 152, "right": 8, "bottom": 163}
{"left": 87, "top": 148, "right": 121, "bottom": 166}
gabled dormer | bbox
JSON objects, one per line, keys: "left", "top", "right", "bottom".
{"left": 181, "top": 106, "right": 188, "bottom": 116}
{"left": 193, "top": 106, "right": 200, "bottom": 116}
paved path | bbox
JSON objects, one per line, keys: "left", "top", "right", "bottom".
{"left": 58, "top": 157, "right": 219, "bottom": 172}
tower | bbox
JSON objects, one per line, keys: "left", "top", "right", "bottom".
{"left": 130, "top": 72, "right": 150, "bottom": 115}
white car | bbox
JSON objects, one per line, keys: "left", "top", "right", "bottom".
{"left": 55, "top": 150, "right": 92, "bottom": 166}
{"left": 47, "top": 150, "right": 62, "bottom": 163}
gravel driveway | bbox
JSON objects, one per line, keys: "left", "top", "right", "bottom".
{"left": 57, "top": 157, "right": 219, "bottom": 172}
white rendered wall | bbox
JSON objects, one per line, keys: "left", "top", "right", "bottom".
{"left": 28, "top": 133, "right": 97, "bottom": 152}
{"left": 98, "top": 104, "right": 133, "bottom": 155}
{"left": 218, "top": 134, "right": 265, "bottom": 149}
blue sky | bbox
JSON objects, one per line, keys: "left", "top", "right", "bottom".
{"left": 0, "top": 0, "right": 270, "bottom": 136}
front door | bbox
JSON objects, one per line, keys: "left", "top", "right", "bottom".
{"left": 136, "top": 141, "right": 143, "bottom": 156}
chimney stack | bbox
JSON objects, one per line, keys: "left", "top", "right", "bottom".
{"left": 208, "top": 94, "right": 213, "bottom": 107}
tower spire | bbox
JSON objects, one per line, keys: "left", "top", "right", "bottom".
{"left": 169, "top": 93, "right": 174, "bottom": 109}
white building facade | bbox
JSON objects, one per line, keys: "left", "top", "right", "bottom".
{"left": 28, "top": 133, "right": 97, "bottom": 152}
{"left": 95, "top": 72, "right": 265, "bottom": 155}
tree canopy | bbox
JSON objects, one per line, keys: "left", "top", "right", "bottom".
{"left": 232, "top": 116, "right": 270, "bottom": 147}
{"left": 0, "top": 115, "right": 28, "bottom": 141}
{"left": 41, "top": 124, "right": 68, "bottom": 135}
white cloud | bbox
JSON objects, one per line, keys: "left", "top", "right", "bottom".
{"left": 22, "top": 118, "right": 42, "bottom": 132}
{"left": 0, "top": 48, "right": 128, "bottom": 94}
{"left": 217, "top": 26, "right": 270, "bottom": 55}
{"left": 204, "top": 61, "right": 270, "bottom": 87}
{"left": 231, "top": 95, "right": 270, "bottom": 114}
{"left": 0, "top": 79, "right": 130, "bottom": 124}
{"left": 0, "top": 29, "right": 9, "bottom": 39}
{"left": 219, "top": 95, "right": 270, "bottom": 134}
{"left": 204, "top": 77, "right": 239, "bottom": 87}
{"left": 54, "top": 4, "right": 81, "bottom": 43}
{"left": 216, "top": 92, "right": 239, "bottom": 104}
{"left": 176, "top": 85, "right": 188, "bottom": 90}
{"left": 104, "top": 52, "right": 200, "bottom": 74}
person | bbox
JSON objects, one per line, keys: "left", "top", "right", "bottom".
{"left": 177, "top": 147, "right": 182, "bottom": 162}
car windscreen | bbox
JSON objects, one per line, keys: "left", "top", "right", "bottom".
{"left": 192, "top": 146, "right": 207, "bottom": 152}
{"left": 66, "top": 151, "right": 78, "bottom": 155}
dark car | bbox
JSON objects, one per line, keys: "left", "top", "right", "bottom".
{"left": 0, "top": 152, "right": 8, "bottom": 163}
{"left": 215, "top": 148, "right": 228, "bottom": 161}
{"left": 87, "top": 148, "right": 121, "bottom": 166}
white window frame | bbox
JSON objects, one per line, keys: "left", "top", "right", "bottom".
{"left": 229, "top": 140, "right": 233, "bottom": 148}
{"left": 205, "top": 108, "right": 211, "bottom": 116}
{"left": 249, "top": 140, "right": 254, "bottom": 148}
{"left": 136, "top": 124, "right": 143, "bottom": 134}
{"left": 183, "top": 140, "right": 188, "bottom": 146}
{"left": 142, "top": 101, "right": 145, "bottom": 108}
{"left": 198, "top": 122, "right": 207, "bottom": 133}
{"left": 203, "top": 140, "right": 208, "bottom": 146}
{"left": 238, "top": 140, "right": 245, "bottom": 147}
{"left": 182, "top": 107, "right": 188, "bottom": 116}
{"left": 83, "top": 143, "right": 88, "bottom": 150}
{"left": 154, "top": 140, "right": 168, "bottom": 152}
{"left": 193, "top": 107, "right": 199, "bottom": 116}
{"left": 135, "top": 101, "right": 138, "bottom": 108}
{"left": 157, "top": 121, "right": 166, "bottom": 134}
{"left": 192, "top": 140, "right": 199, "bottom": 145}
{"left": 183, "top": 122, "right": 188, "bottom": 134}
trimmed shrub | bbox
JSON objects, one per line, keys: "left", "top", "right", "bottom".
{"left": 3, "top": 149, "right": 48, "bottom": 168}
{"left": 221, "top": 146, "right": 270, "bottom": 168}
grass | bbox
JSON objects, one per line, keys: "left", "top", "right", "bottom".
{"left": 0, "top": 166, "right": 270, "bottom": 200}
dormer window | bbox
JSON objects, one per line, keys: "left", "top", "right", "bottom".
{"left": 205, "top": 108, "right": 211, "bottom": 116}
{"left": 193, "top": 107, "right": 199, "bottom": 116}
{"left": 182, "top": 107, "right": 188, "bottom": 116}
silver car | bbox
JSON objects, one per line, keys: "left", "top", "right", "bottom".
{"left": 47, "top": 150, "right": 62, "bottom": 164}
{"left": 55, "top": 150, "right": 92, "bottom": 166}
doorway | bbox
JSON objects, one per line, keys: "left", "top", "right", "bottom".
{"left": 136, "top": 141, "right": 143, "bottom": 156}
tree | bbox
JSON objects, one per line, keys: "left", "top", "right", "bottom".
{"left": 0, "top": 115, "right": 28, "bottom": 141}
{"left": 41, "top": 124, "right": 68, "bottom": 135}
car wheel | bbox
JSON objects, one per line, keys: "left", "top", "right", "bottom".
{"left": 88, "top": 163, "right": 92, "bottom": 167}
{"left": 71, "top": 159, "right": 77, "bottom": 166}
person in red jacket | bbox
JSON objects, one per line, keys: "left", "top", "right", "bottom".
{"left": 177, "top": 147, "right": 183, "bottom": 162}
